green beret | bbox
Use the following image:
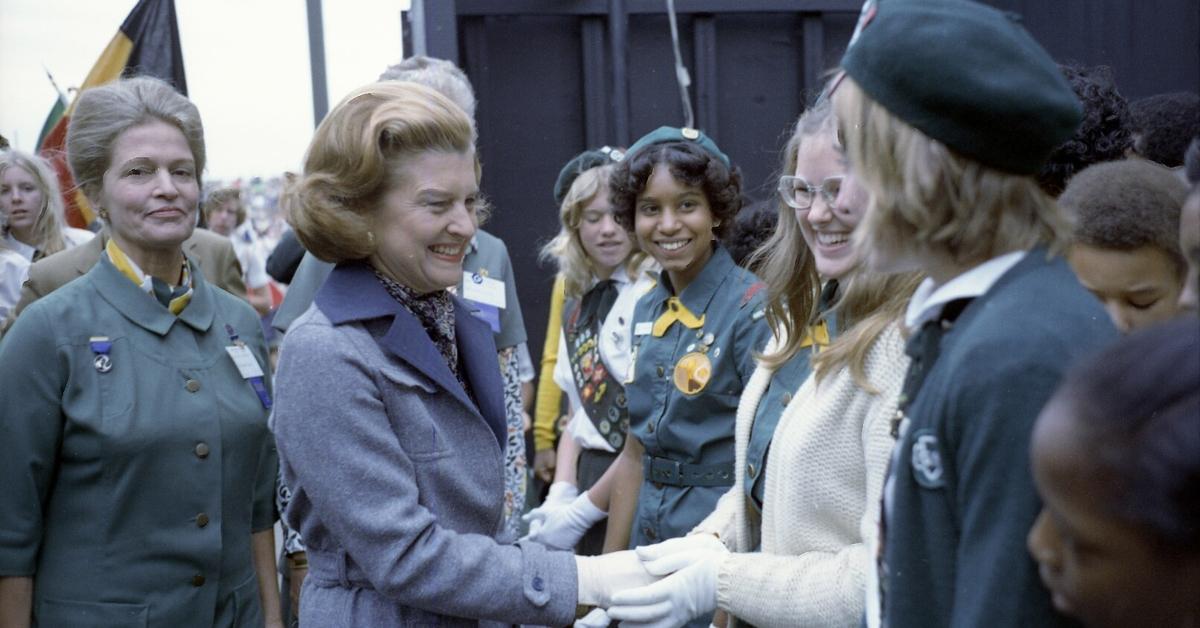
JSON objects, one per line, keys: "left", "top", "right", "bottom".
{"left": 840, "top": 0, "right": 1082, "bottom": 175}
{"left": 553, "top": 146, "right": 624, "bottom": 207}
{"left": 624, "top": 126, "right": 731, "bottom": 170}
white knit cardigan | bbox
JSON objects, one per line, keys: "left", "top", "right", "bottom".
{"left": 692, "top": 322, "right": 909, "bottom": 627}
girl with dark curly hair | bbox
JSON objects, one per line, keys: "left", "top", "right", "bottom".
{"left": 523, "top": 126, "right": 772, "bottom": 627}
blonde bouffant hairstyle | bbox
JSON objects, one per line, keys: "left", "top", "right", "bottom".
{"left": 834, "top": 76, "right": 1068, "bottom": 270}
{"left": 0, "top": 150, "right": 69, "bottom": 258}
{"left": 538, "top": 164, "right": 646, "bottom": 299}
{"left": 282, "top": 81, "right": 476, "bottom": 263}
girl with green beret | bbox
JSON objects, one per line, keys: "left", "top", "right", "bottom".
{"left": 525, "top": 126, "right": 772, "bottom": 627}
{"left": 832, "top": 1, "right": 1119, "bottom": 626}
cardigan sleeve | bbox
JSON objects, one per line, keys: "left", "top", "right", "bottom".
{"left": 714, "top": 325, "right": 907, "bottom": 627}
{"left": 272, "top": 319, "right": 578, "bottom": 626}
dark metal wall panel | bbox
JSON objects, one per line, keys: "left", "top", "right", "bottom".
{"left": 458, "top": 15, "right": 591, "bottom": 347}
{"left": 981, "top": 0, "right": 1200, "bottom": 99}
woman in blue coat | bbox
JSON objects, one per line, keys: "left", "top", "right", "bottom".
{"left": 0, "top": 76, "right": 281, "bottom": 627}
{"left": 270, "top": 80, "right": 658, "bottom": 627}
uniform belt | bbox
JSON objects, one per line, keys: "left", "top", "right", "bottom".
{"left": 305, "top": 547, "right": 373, "bottom": 588}
{"left": 643, "top": 455, "right": 734, "bottom": 487}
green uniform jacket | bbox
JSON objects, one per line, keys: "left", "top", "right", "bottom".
{"left": 627, "top": 245, "right": 771, "bottom": 548}
{"left": 0, "top": 255, "right": 277, "bottom": 627}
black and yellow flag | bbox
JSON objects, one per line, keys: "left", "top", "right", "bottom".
{"left": 39, "top": 0, "right": 187, "bottom": 228}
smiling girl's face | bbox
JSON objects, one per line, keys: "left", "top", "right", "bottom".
{"left": 634, "top": 163, "right": 714, "bottom": 292}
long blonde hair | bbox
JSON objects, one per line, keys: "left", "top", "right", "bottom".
{"left": 539, "top": 164, "right": 645, "bottom": 299}
{"left": 834, "top": 77, "right": 1067, "bottom": 270}
{"left": 0, "top": 150, "right": 69, "bottom": 258}
{"left": 751, "top": 97, "right": 922, "bottom": 389}
{"left": 750, "top": 105, "right": 825, "bottom": 369}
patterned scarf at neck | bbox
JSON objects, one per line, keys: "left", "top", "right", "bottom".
{"left": 106, "top": 237, "right": 192, "bottom": 315}
{"left": 374, "top": 270, "right": 464, "bottom": 387}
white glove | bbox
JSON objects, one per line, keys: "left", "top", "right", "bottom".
{"left": 606, "top": 535, "right": 728, "bottom": 628}
{"left": 523, "top": 482, "right": 580, "bottom": 537}
{"left": 575, "top": 607, "right": 612, "bottom": 628}
{"left": 521, "top": 490, "right": 606, "bottom": 550}
{"left": 575, "top": 550, "right": 659, "bottom": 608}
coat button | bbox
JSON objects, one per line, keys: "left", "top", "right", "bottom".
{"left": 196, "top": 513, "right": 210, "bottom": 528}
{"left": 747, "top": 463, "right": 757, "bottom": 478}
{"left": 531, "top": 576, "right": 545, "bottom": 592}
{"left": 656, "top": 366, "right": 665, "bottom": 377}
{"left": 194, "top": 442, "right": 210, "bottom": 459}
{"left": 185, "top": 379, "right": 201, "bottom": 393}
{"left": 647, "top": 421, "right": 654, "bottom": 433}
{"left": 191, "top": 574, "right": 205, "bottom": 587}
{"left": 781, "top": 392, "right": 792, "bottom": 406}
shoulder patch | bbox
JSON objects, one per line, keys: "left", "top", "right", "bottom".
{"left": 740, "top": 282, "right": 766, "bottom": 308}
{"left": 910, "top": 428, "right": 946, "bottom": 489}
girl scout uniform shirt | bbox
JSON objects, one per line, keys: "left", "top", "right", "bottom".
{"left": 626, "top": 244, "right": 772, "bottom": 547}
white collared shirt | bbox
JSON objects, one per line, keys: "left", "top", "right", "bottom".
{"left": 554, "top": 262, "right": 658, "bottom": 452}
{"left": 904, "top": 251, "right": 1027, "bottom": 329}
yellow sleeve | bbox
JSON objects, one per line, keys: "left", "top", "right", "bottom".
{"left": 533, "top": 276, "right": 566, "bottom": 451}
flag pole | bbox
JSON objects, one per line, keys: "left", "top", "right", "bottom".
{"left": 306, "top": 0, "right": 330, "bottom": 128}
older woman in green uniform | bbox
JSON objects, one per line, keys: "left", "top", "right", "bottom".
{"left": 0, "top": 77, "right": 281, "bottom": 627}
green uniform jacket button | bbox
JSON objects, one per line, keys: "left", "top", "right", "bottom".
{"left": 781, "top": 392, "right": 792, "bottom": 406}
{"left": 191, "top": 574, "right": 205, "bottom": 587}
{"left": 656, "top": 366, "right": 665, "bottom": 377}
{"left": 647, "top": 421, "right": 655, "bottom": 433}
{"left": 196, "top": 513, "right": 209, "bottom": 528}
{"left": 194, "top": 442, "right": 210, "bottom": 459}
{"left": 185, "top": 379, "right": 201, "bottom": 393}
{"left": 747, "top": 463, "right": 757, "bottom": 478}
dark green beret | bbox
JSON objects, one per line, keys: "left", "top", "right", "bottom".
{"left": 624, "top": 126, "right": 732, "bottom": 170}
{"left": 553, "top": 146, "right": 625, "bottom": 207}
{"left": 840, "top": 0, "right": 1082, "bottom": 175}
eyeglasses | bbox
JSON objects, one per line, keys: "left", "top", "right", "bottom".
{"left": 777, "top": 175, "right": 843, "bottom": 210}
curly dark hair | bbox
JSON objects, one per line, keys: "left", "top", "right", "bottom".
{"left": 1037, "top": 64, "right": 1133, "bottom": 197}
{"left": 722, "top": 197, "right": 777, "bottom": 271}
{"left": 1049, "top": 317, "right": 1200, "bottom": 551}
{"left": 610, "top": 141, "right": 742, "bottom": 239}
{"left": 1059, "top": 159, "right": 1187, "bottom": 271}
{"left": 1130, "top": 92, "right": 1200, "bottom": 169}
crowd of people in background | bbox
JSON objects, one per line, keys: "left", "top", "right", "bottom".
{"left": 1, "top": 0, "right": 1198, "bottom": 627}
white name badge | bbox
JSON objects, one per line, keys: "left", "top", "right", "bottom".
{"left": 225, "top": 345, "right": 265, "bottom": 379}
{"left": 634, "top": 322, "right": 653, "bottom": 336}
{"left": 461, "top": 272, "right": 507, "bottom": 309}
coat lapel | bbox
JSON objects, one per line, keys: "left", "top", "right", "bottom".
{"left": 454, "top": 296, "right": 506, "bottom": 447}
{"left": 317, "top": 263, "right": 504, "bottom": 446}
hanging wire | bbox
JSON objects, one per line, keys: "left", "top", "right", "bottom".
{"left": 665, "top": 0, "right": 696, "bottom": 129}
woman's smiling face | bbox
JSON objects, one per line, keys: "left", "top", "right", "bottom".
{"left": 792, "top": 131, "right": 861, "bottom": 280}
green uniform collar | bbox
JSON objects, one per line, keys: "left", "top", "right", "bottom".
{"left": 91, "top": 254, "right": 215, "bottom": 336}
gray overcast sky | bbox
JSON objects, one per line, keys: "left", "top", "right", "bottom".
{"left": 1, "top": 0, "right": 411, "bottom": 180}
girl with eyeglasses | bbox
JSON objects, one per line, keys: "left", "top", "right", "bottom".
{"left": 600, "top": 98, "right": 922, "bottom": 628}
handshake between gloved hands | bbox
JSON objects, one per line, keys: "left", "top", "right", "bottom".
{"left": 523, "top": 497, "right": 728, "bottom": 628}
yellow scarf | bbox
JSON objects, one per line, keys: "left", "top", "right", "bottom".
{"left": 652, "top": 297, "right": 706, "bottom": 337}
{"left": 105, "top": 238, "right": 192, "bottom": 315}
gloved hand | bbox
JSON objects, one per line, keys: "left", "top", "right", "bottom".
{"left": 575, "top": 550, "right": 659, "bottom": 608}
{"left": 523, "top": 482, "right": 580, "bottom": 537}
{"left": 521, "top": 490, "right": 605, "bottom": 550}
{"left": 574, "top": 607, "right": 612, "bottom": 628}
{"left": 605, "top": 534, "right": 728, "bottom": 628}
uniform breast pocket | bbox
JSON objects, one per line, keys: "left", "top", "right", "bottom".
{"left": 378, "top": 367, "right": 452, "bottom": 461}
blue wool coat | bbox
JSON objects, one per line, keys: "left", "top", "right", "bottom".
{"left": 271, "top": 262, "right": 577, "bottom": 627}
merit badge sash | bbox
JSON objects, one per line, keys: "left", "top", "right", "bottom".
{"left": 563, "top": 296, "right": 629, "bottom": 450}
